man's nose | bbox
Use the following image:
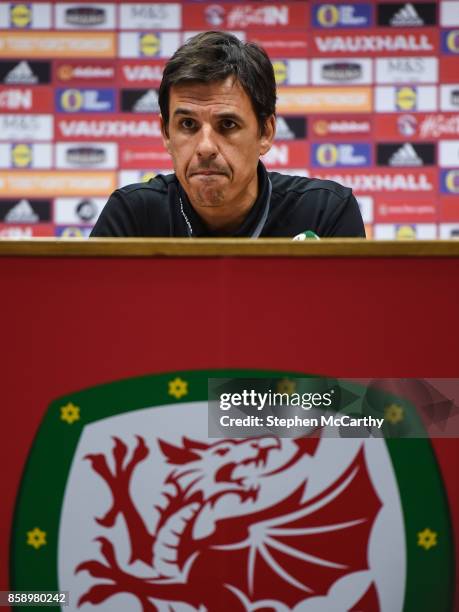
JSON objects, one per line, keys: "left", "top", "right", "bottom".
{"left": 196, "top": 125, "right": 218, "bottom": 159}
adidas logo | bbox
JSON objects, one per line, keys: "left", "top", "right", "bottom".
{"left": 390, "top": 3, "right": 424, "bottom": 26}
{"left": 275, "top": 117, "right": 295, "bottom": 140}
{"left": 5, "top": 61, "right": 38, "bottom": 84}
{"left": 389, "top": 143, "right": 423, "bottom": 166}
{"left": 133, "top": 90, "right": 159, "bottom": 113}
{"left": 5, "top": 199, "right": 39, "bottom": 223}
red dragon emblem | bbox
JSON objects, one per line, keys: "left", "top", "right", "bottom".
{"left": 76, "top": 434, "right": 382, "bottom": 610}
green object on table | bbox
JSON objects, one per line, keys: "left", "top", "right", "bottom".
{"left": 292, "top": 230, "right": 320, "bottom": 240}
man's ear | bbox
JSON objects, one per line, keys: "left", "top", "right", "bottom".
{"left": 259, "top": 115, "right": 276, "bottom": 156}
{"left": 160, "top": 115, "right": 171, "bottom": 152}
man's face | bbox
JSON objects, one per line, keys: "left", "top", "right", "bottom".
{"left": 161, "top": 77, "right": 275, "bottom": 213}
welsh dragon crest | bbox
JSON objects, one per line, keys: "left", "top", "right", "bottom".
{"left": 76, "top": 434, "right": 382, "bottom": 610}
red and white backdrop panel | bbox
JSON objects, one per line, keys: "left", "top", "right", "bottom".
{"left": 0, "top": 0, "right": 458, "bottom": 239}
{"left": 1, "top": 252, "right": 459, "bottom": 610}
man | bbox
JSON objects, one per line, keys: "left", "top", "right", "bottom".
{"left": 91, "top": 32, "right": 365, "bottom": 238}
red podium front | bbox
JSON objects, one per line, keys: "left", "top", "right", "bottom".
{"left": 1, "top": 239, "right": 458, "bottom": 611}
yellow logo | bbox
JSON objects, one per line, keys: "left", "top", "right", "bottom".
{"left": 26, "top": 527, "right": 47, "bottom": 549}
{"left": 446, "top": 30, "right": 459, "bottom": 53}
{"left": 140, "top": 33, "right": 160, "bottom": 57}
{"left": 316, "top": 144, "right": 338, "bottom": 167}
{"left": 168, "top": 377, "right": 188, "bottom": 399}
{"left": 396, "top": 87, "right": 417, "bottom": 111}
{"left": 60, "top": 402, "right": 81, "bottom": 423}
{"left": 417, "top": 528, "right": 438, "bottom": 551}
{"left": 11, "top": 143, "right": 32, "bottom": 168}
{"left": 273, "top": 61, "right": 288, "bottom": 85}
{"left": 60, "top": 89, "right": 84, "bottom": 112}
{"left": 141, "top": 171, "right": 156, "bottom": 182}
{"left": 316, "top": 4, "right": 340, "bottom": 27}
{"left": 445, "top": 170, "right": 459, "bottom": 193}
{"left": 276, "top": 378, "right": 296, "bottom": 395}
{"left": 10, "top": 3, "right": 32, "bottom": 28}
{"left": 396, "top": 225, "right": 416, "bottom": 239}
{"left": 384, "top": 403, "right": 404, "bottom": 425}
{"left": 61, "top": 227, "right": 84, "bottom": 237}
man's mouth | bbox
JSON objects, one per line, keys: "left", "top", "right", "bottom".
{"left": 192, "top": 172, "right": 225, "bottom": 177}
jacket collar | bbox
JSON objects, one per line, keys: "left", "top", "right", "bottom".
{"left": 176, "top": 162, "right": 270, "bottom": 237}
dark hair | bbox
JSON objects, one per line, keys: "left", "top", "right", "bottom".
{"left": 159, "top": 31, "right": 276, "bottom": 134}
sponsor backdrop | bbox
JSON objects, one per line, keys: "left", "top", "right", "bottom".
{"left": 0, "top": 1, "right": 459, "bottom": 238}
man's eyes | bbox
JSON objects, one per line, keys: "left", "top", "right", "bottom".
{"left": 178, "top": 118, "right": 238, "bottom": 131}
{"left": 220, "top": 119, "right": 237, "bottom": 130}
{"left": 180, "top": 118, "right": 196, "bottom": 130}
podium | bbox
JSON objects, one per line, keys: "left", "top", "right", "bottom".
{"left": 1, "top": 239, "right": 458, "bottom": 611}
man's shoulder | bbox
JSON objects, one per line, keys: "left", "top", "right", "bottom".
{"left": 91, "top": 173, "right": 177, "bottom": 236}
{"left": 117, "top": 173, "right": 176, "bottom": 198}
{"left": 268, "top": 171, "right": 352, "bottom": 201}
{"left": 265, "top": 170, "right": 364, "bottom": 237}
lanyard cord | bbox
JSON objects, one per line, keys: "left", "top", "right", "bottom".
{"left": 179, "top": 194, "right": 194, "bottom": 237}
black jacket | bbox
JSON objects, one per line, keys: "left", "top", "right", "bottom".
{"left": 90, "top": 163, "right": 365, "bottom": 238}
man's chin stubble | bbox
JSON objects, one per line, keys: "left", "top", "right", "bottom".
{"left": 195, "top": 188, "right": 225, "bottom": 207}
